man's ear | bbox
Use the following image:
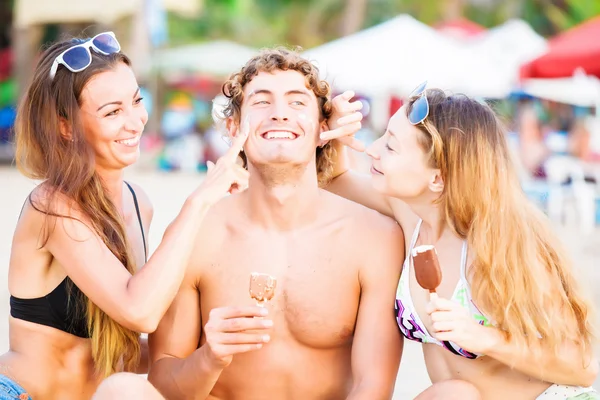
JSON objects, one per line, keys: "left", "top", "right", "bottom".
{"left": 225, "top": 117, "right": 238, "bottom": 144}
{"left": 59, "top": 118, "right": 73, "bottom": 141}
{"left": 428, "top": 170, "right": 444, "bottom": 193}
{"left": 318, "top": 119, "right": 329, "bottom": 148}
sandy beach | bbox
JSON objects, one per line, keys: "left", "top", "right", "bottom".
{"left": 0, "top": 165, "right": 598, "bottom": 399}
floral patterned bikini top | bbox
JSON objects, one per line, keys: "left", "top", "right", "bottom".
{"left": 395, "top": 219, "right": 491, "bottom": 359}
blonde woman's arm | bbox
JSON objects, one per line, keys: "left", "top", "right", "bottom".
{"left": 325, "top": 139, "right": 395, "bottom": 218}
{"left": 427, "top": 297, "right": 599, "bottom": 387}
{"left": 323, "top": 92, "right": 395, "bottom": 218}
{"left": 483, "top": 327, "right": 599, "bottom": 387}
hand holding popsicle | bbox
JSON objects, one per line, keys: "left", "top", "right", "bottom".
{"left": 202, "top": 305, "right": 273, "bottom": 369}
{"left": 416, "top": 245, "right": 494, "bottom": 354}
{"left": 412, "top": 245, "right": 442, "bottom": 301}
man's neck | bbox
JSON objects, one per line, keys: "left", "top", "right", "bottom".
{"left": 245, "top": 165, "right": 321, "bottom": 231}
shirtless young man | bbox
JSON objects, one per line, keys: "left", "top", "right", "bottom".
{"left": 146, "top": 48, "right": 405, "bottom": 400}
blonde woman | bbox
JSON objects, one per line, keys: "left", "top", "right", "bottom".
{"left": 323, "top": 83, "right": 599, "bottom": 399}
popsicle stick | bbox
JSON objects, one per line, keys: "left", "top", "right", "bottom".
{"left": 429, "top": 291, "right": 438, "bottom": 302}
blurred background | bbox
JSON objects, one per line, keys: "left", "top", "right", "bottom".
{"left": 0, "top": 1, "right": 599, "bottom": 397}
{"left": 0, "top": 0, "right": 599, "bottom": 229}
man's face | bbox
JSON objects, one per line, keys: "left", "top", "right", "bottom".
{"left": 236, "top": 69, "right": 324, "bottom": 169}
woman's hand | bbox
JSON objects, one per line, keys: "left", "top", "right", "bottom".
{"left": 426, "top": 296, "right": 498, "bottom": 355}
{"left": 192, "top": 121, "right": 250, "bottom": 206}
{"left": 321, "top": 90, "right": 365, "bottom": 151}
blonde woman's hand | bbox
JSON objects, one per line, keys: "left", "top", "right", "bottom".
{"left": 320, "top": 90, "right": 365, "bottom": 151}
{"left": 193, "top": 121, "right": 250, "bottom": 206}
{"left": 426, "top": 297, "right": 498, "bottom": 355}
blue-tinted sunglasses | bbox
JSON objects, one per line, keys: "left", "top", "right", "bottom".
{"left": 408, "top": 81, "right": 429, "bottom": 125}
{"left": 49, "top": 32, "right": 121, "bottom": 80}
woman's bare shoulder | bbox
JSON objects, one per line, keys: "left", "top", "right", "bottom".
{"left": 124, "top": 181, "right": 154, "bottom": 223}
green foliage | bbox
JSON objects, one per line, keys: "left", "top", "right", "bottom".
{"left": 544, "top": 0, "right": 600, "bottom": 30}
{"left": 167, "top": 0, "right": 341, "bottom": 48}
{"left": 165, "top": 0, "right": 600, "bottom": 48}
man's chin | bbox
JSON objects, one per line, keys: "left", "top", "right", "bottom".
{"left": 249, "top": 155, "right": 308, "bottom": 166}
{"left": 248, "top": 159, "right": 309, "bottom": 185}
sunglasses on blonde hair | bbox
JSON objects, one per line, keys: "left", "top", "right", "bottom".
{"left": 408, "top": 81, "right": 429, "bottom": 125}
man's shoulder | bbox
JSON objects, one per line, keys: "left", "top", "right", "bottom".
{"left": 187, "top": 195, "right": 242, "bottom": 276}
{"left": 193, "top": 195, "right": 242, "bottom": 245}
{"left": 203, "top": 195, "right": 241, "bottom": 223}
{"left": 323, "top": 192, "right": 405, "bottom": 282}
{"left": 323, "top": 190, "right": 403, "bottom": 236}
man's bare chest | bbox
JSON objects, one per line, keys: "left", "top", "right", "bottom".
{"left": 198, "top": 233, "right": 362, "bottom": 348}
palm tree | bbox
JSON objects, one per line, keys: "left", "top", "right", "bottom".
{"left": 339, "top": 0, "right": 368, "bottom": 36}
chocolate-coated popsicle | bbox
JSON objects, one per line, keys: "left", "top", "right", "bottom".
{"left": 412, "top": 245, "right": 442, "bottom": 300}
{"left": 249, "top": 272, "right": 277, "bottom": 307}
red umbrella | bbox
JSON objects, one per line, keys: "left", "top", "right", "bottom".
{"left": 520, "top": 16, "right": 600, "bottom": 79}
{"left": 0, "top": 49, "right": 11, "bottom": 81}
{"left": 436, "top": 18, "right": 486, "bottom": 39}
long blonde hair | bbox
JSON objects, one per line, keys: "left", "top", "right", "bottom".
{"left": 408, "top": 89, "right": 596, "bottom": 363}
{"left": 14, "top": 38, "right": 140, "bottom": 377}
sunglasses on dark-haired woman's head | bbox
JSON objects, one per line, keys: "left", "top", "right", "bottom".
{"left": 49, "top": 32, "right": 121, "bottom": 80}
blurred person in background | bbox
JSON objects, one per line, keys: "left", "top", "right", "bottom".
{"left": 0, "top": 32, "right": 248, "bottom": 400}
{"left": 516, "top": 99, "right": 549, "bottom": 179}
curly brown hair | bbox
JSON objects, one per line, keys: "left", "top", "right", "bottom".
{"left": 219, "top": 46, "right": 335, "bottom": 186}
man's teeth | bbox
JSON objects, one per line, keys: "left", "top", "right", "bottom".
{"left": 264, "top": 131, "right": 295, "bottom": 140}
{"left": 116, "top": 137, "right": 140, "bottom": 146}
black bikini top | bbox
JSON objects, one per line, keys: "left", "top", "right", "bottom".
{"left": 9, "top": 182, "right": 147, "bottom": 338}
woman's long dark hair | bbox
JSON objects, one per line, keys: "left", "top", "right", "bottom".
{"left": 14, "top": 38, "right": 140, "bottom": 377}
